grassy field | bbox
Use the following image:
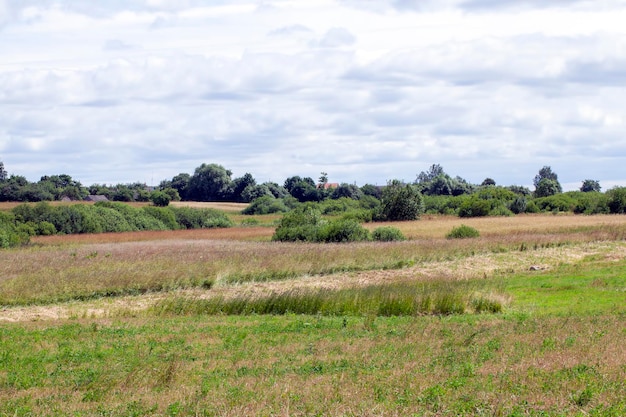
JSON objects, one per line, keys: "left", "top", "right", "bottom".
{"left": 1, "top": 213, "right": 625, "bottom": 416}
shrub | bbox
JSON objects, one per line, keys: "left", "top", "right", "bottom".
{"left": 446, "top": 224, "right": 480, "bottom": 239}
{"left": 458, "top": 197, "right": 491, "bottom": 218}
{"left": 143, "top": 206, "right": 179, "bottom": 230}
{"left": 242, "top": 196, "right": 289, "bottom": 215}
{"left": 372, "top": 227, "right": 406, "bottom": 242}
{"left": 509, "top": 196, "right": 527, "bottom": 214}
{"left": 150, "top": 191, "right": 171, "bottom": 207}
{"left": 0, "top": 212, "right": 29, "bottom": 248}
{"left": 171, "top": 207, "right": 233, "bottom": 229}
{"left": 340, "top": 209, "right": 373, "bottom": 223}
{"left": 318, "top": 219, "right": 370, "bottom": 243}
{"left": 272, "top": 206, "right": 324, "bottom": 242}
{"left": 534, "top": 194, "right": 576, "bottom": 213}
{"left": 381, "top": 180, "right": 424, "bottom": 221}
{"left": 607, "top": 187, "right": 626, "bottom": 214}
{"left": 489, "top": 203, "right": 514, "bottom": 217}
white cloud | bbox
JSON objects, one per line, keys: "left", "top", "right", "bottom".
{"left": 1, "top": 0, "right": 626, "bottom": 189}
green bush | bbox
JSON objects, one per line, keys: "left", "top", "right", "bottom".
{"left": 446, "top": 224, "right": 480, "bottom": 239}
{"left": 381, "top": 180, "right": 424, "bottom": 221}
{"left": 489, "top": 203, "right": 514, "bottom": 217}
{"left": 534, "top": 194, "right": 576, "bottom": 213}
{"left": 458, "top": 197, "right": 491, "bottom": 218}
{"left": 607, "top": 187, "right": 626, "bottom": 214}
{"left": 372, "top": 227, "right": 406, "bottom": 242}
{"left": 143, "top": 206, "right": 179, "bottom": 230}
{"left": 272, "top": 206, "right": 370, "bottom": 243}
{"left": 150, "top": 191, "right": 171, "bottom": 207}
{"left": 340, "top": 209, "right": 373, "bottom": 223}
{"left": 242, "top": 196, "right": 289, "bottom": 215}
{"left": 509, "top": 196, "right": 527, "bottom": 214}
{"left": 317, "top": 219, "right": 370, "bottom": 243}
{"left": 171, "top": 206, "right": 233, "bottom": 229}
{"left": 272, "top": 206, "right": 323, "bottom": 242}
{"left": 0, "top": 212, "right": 29, "bottom": 248}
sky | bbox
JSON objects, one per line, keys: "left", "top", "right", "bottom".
{"left": 1, "top": 0, "right": 626, "bottom": 191}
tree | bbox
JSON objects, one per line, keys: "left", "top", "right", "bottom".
{"left": 381, "top": 180, "right": 424, "bottom": 221}
{"left": 169, "top": 173, "right": 191, "bottom": 201}
{"left": 533, "top": 165, "right": 561, "bottom": 192}
{"left": 535, "top": 178, "right": 562, "bottom": 198}
{"left": 481, "top": 178, "right": 496, "bottom": 186}
{"left": 330, "top": 183, "right": 363, "bottom": 200}
{"left": 580, "top": 179, "right": 601, "bottom": 193}
{"left": 318, "top": 172, "right": 328, "bottom": 188}
{"left": 241, "top": 184, "right": 272, "bottom": 202}
{"left": 416, "top": 164, "right": 444, "bottom": 184}
{"left": 187, "top": 163, "right": 234, "bottom": 202}
{"left": 0, "top": 161, "right": 8, "bottom": 182}
{"left": 232, "top": 173, "right": 256, "bottom": 202}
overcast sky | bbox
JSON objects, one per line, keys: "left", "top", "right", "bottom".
{"left": 1, "top": 0, "right": 626, "bottom": 190}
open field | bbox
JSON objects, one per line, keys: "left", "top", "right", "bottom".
{"left": 1, "top": 214, "right": 625, "bottom": 416}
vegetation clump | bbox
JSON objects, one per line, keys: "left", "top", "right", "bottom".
{"left": 446, "top": 224, "right": 480, "bottom": 239}
{"left": 272, "top": 206, "right": 370, "bottom": 243}
{"left": 371, "top": 226, "right": 406, "bottom": 242}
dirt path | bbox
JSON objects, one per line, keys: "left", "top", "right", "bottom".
{"left": 2, "top": 242, "right": 624, "bottom": 323}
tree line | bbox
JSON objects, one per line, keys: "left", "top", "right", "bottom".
{"left": 1, "top": 160, "right": 624, "bottom": 217}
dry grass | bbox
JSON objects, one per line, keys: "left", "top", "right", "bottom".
{"left": 367, "top": 213, "right": 626, "bottom": 239}
{"left": 170, "top": 201, "right": 249, "bottom": 212}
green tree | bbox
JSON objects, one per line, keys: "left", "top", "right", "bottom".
{"left": 607, "top": 187, "right": 626, "bottom": 214}
{"left": 187, "top": 163, "right": 234, "bottom": 202}
{"left": 331, "top": 183, "right": 363, "bottom": 200}
{"left": 381, "top": 180, "right": 424, "bottom": 221}
{"left": 169, "top": 173, "right": 191, "bottom": 200}
{"left": 580, "top": 179, "right": 601, "bottom": 193}
{"left": 232, "top": 173, "right": 256, "bottom": 202}
{"left": 0, "top": 161, "right": 8, "bottom": 182}
{"left": 533, "top": 166, "right": 562, "bottom": 196}
{"left": 535, "top": 178, "right": 562, "bottom": 198}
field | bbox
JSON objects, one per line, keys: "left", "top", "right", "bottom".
{"left": 1, "top": 210, "right": 625, "bottom": 416}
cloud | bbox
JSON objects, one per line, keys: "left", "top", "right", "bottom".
{"left": 317, "top": 27, "right": 356, "bottom": 48}
{"left": 103, "top": 39, "right": 136, "bottom": 51}
{"left": 267, "top": 24, "right": 313, "bottom": 37}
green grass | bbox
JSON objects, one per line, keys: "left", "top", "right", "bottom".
{"left": 0, "top": 314, "right": 624, "bottom": 416}
{"left": 504, "top": 259, "right": 626, "bottom": 315}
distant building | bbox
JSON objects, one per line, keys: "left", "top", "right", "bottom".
{"left": 322, "top": 182, "right": 339, "bottom": 190}
{"left": 84, "top": 195, "right": 109, "bottom": 202}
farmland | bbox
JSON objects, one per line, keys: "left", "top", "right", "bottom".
{"left": 0, "top": 207, "right": 625, "bottom": 416}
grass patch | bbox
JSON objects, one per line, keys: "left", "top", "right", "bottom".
{"left": 0, "top": 314, "right": 624, "bottom": 416}
{"left": 151, "top": 282, "right": 508, "bottom": 317}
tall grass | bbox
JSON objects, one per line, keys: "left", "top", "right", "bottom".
{"left": 152, "top": 281, "right": 507, "bottom": 317}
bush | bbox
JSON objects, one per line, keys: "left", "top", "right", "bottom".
{"left": 458, "top": 197, "right": 491, "bottom": 218}
{"left": 372, "top": 227, "right": 406, "bottom": 242}
{"left": 150, "top": 191, "right": 171, "bottom": 207}
{"left": 607, "top": 187, "right": 626, "bottom": 214}
{"left": 171, "top": 206, "right": 233, "bottom": 229}
{"left": 446, "top": 224, "right": 480, "bottom": 239}
{"left": 242, "top": 196, "right": 289, "bottom": 215}
{"left": 381, "top": 180, "right": 424, "bottom": 221}
{"left": 509, "top": 196, "right": 527, "bottom": 214}
{"left": 0, "top": 212, "right": 29, "bottom": 248}
{"left": 272, "top": 206, "right": 324, "bottom": 242}
{"left": 272, "top": 206, "right": 370, "bottom": 243}
{"left": 143, "top": 206, "right": 180, "bottom": 230}
{"left": 318, "top": 219, "right": 370, "bottom": 243}
{"left": 534, "top": 194, "right": 576, "bottom": 213}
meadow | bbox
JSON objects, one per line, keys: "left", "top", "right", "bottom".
{"left": 0, "top": 207, "right": 625, "bottom": 416}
